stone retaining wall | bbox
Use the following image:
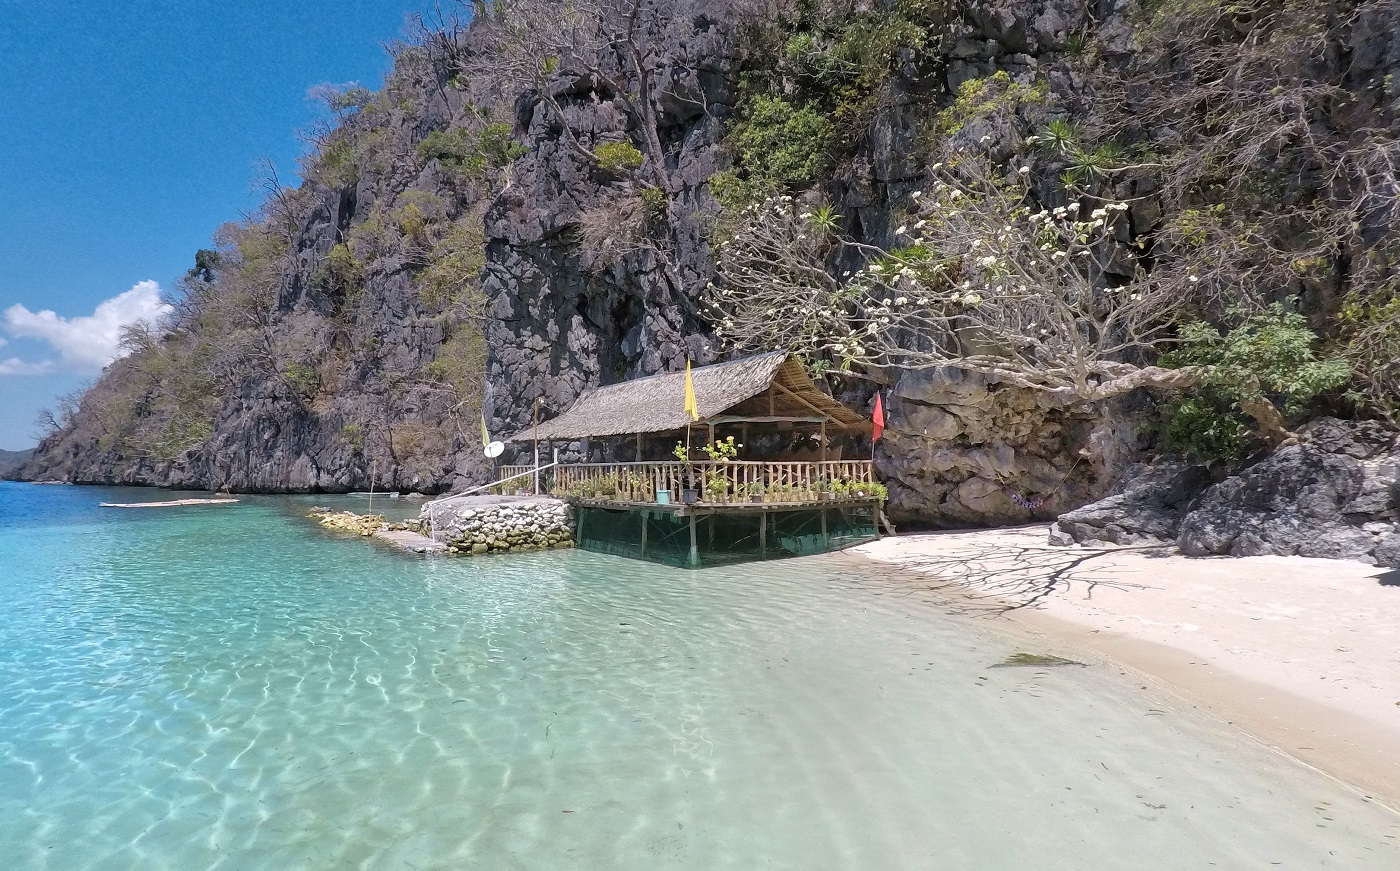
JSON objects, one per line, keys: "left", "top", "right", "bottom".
{"left": 423, "top": 495, "right": 574, "bottom": 555}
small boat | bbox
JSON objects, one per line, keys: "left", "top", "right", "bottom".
{"left": 99, "top": 498, "right": 240, "bottom": 508}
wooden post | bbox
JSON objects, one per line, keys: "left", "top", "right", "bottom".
{"left": 635, "top": 431, "right": 642, "bottom": 461}
{"left": 819, "top": 420, "right": 827, "bottom": 464}
{"left": 759, "top": 511, "right": 767, "bottom": 557}
{"left": 688, "top": 513, "right": 699, "bottom": 567}
{"left": 576, "top": 507, "right": 587, "bottom": 547}
{"left": 640, "top": 511, "right": 648, "bottom": 557}
{"left": 820, "top": 506, "right": 828, "bottom": 538}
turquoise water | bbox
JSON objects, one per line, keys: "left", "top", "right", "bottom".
{"left": 0, "top": 482, "right": 1396, "bottom": 869}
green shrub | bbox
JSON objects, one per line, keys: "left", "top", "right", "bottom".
{"left": 1160, "top": 303, "right": 1350, "bottom": 463}
{"left": 936, "top": 72, "right": 1050, "bottom": 136}
{"left": 639, "top": 187, "right": 668, "bottom": 218}
{"left": 419, "top": 123, "right": 524, "bottom": 180}
{"left": 1338, "top": 285, "right": 1400, "bottom": 416}
{"left": 314, "top": 138, "right": 359, "bottom": 189}
{"left": 415, "top": 213, "right": 486, "bottom": 310}
{"left": 282, "top": 363, "right": 320, "bottom": 400}
{"left": 316, "top": 243, "right": 363, "bottom": 293}
{"left": 477, "top": 123, "right": 526, "bottom": 167}
{"left": 721, "top": 96, "right": 833, "bottom": 205}
{"left": 594, "top": 141, "right": 644, "bottom": 172}
{"left": 1159, "top": 393, "right": 1253, "bottom": 465}
{"left": 736, "top": 96, "right": 832, "bottom": 186}
{"left": 1164, "top": 304, "right": 1350, "bottom": 412}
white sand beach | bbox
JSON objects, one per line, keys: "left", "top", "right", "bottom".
{"left": 856, "top": 528, "right": 1400, "bottom": 808}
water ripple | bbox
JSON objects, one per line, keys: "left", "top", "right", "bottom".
{"left": 0, "top": 484, "right": 1394, "bottom": 869}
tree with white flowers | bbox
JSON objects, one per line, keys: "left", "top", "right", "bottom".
{"left": 705, "top": 153, "right": 1346, "bottom": 444}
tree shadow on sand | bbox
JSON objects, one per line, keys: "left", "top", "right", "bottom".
{"left": 845, "top": 533, "right": 1175, "bottom": 617}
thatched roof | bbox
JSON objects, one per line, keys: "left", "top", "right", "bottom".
{"left": 506, "top": 352, "right": 869, "bottom": 441}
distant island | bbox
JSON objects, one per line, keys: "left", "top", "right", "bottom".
{"left": 0, "top": 448, "right": 33, "bottom": 478}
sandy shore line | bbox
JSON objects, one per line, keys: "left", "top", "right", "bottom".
{"left": 853, "top": 527, "right": 1400, "bottom": 808}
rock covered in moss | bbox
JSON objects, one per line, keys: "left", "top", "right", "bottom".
{"left": 310, "top": 509, "right": 388, "bottom": 537}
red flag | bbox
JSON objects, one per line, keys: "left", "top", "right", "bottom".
{"left": 872, "top": 392, "right": 885, "bottom": 441}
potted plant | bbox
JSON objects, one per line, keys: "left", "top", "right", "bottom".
{"left": 674, "top": 441, "right": 700, "bottom": 504}
{"left": 868, "top": 482, "right": 888, "bottom": 502}
{"left": 747, "top": 481, "right": 765, "bottom": 503}
{"left": 700, "top": 435, "right": 741, "bottom": 462}
{"left": 815, "top": 478, "right": 834, "bottom": 501}
{"left": 704, "top": 470, "right": 730, "bottom": 503}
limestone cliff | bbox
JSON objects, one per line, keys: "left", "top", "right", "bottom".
{"left": 21, "top": 0, "right": 1400, "bottom": 531}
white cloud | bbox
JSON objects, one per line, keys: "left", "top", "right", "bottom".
{"left": 0, "top": 357, "right": 53, "bottom": 376}
{"left": 4, "top": 281, "right": 171, "bottom": 372}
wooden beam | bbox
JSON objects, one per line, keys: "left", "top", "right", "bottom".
{"left": 705, "top": 414, "right": 828, "bottom": 425}
{"left": 771, "top": 382, "right": 837, "bottom": 422}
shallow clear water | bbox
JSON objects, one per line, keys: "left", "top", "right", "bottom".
{"left": 0, "top": 481, "right": 1395, "bottom": 870}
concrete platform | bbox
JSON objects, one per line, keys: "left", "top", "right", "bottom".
{"left": 374, "top": 529, "right": 448, "bottom": 555}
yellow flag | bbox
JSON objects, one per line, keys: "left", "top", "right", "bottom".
{"left": 481, "top": 411, "right": 491, "bottom": 447}
{"left": 683, "top": 359, "right": 699, "bottom": 421}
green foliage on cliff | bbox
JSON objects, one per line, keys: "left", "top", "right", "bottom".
{"left": 714, "top": 0, "right": 950, "bottom": 216}
{"left": 937, "top": 72, "right": 1049, "bottom": 136}
{"left": 420, "top": 122, "right": 526, "bottom": 181}
{"left": 1160, "top": 305, "right": 1350, "bottom": 462}
{"left": 594, "top": 141, "right": 645, "bottom": 172}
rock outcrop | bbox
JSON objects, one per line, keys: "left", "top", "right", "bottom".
{"left": 1053, "top": 419, "right": 1400, "bottom": 565}
{"left": 1049, "top": 460, "right": 1214, "bottom": 547}
{"left": 877, "top": 367, "right": 1140, "bottom": 526}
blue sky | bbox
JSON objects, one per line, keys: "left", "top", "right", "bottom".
{"left": 0, "top": 1, "right": 427, "bottom": 449}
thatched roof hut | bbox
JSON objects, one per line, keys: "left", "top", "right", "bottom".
{"left": 506, "top": 352, "right": 868, "bottom": 442}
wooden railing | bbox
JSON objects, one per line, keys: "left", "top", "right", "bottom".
{"left": 498, "top": 460, "right": 876, "bottom": 503}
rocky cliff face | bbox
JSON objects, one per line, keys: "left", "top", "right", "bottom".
{"left": 20, "top": 0, "right": 1400, "bottom": 536}
{"left": 479, "top": 5, "right": 741, "bottom": 440}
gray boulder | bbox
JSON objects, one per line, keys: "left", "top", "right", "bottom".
{"left": 1175, "top": 445, "right": 1374, "bottom": 560}
{"left": 1050, "top": 460, "right": 1213, "bottom": 546}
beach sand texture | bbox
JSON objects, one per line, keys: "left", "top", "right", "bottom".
{"left": 857, "top": 527, "right": 1400, "bottom": 808}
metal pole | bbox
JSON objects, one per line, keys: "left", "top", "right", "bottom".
{"left": 533, "top": 397, "right": 541, "bottom": 495}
